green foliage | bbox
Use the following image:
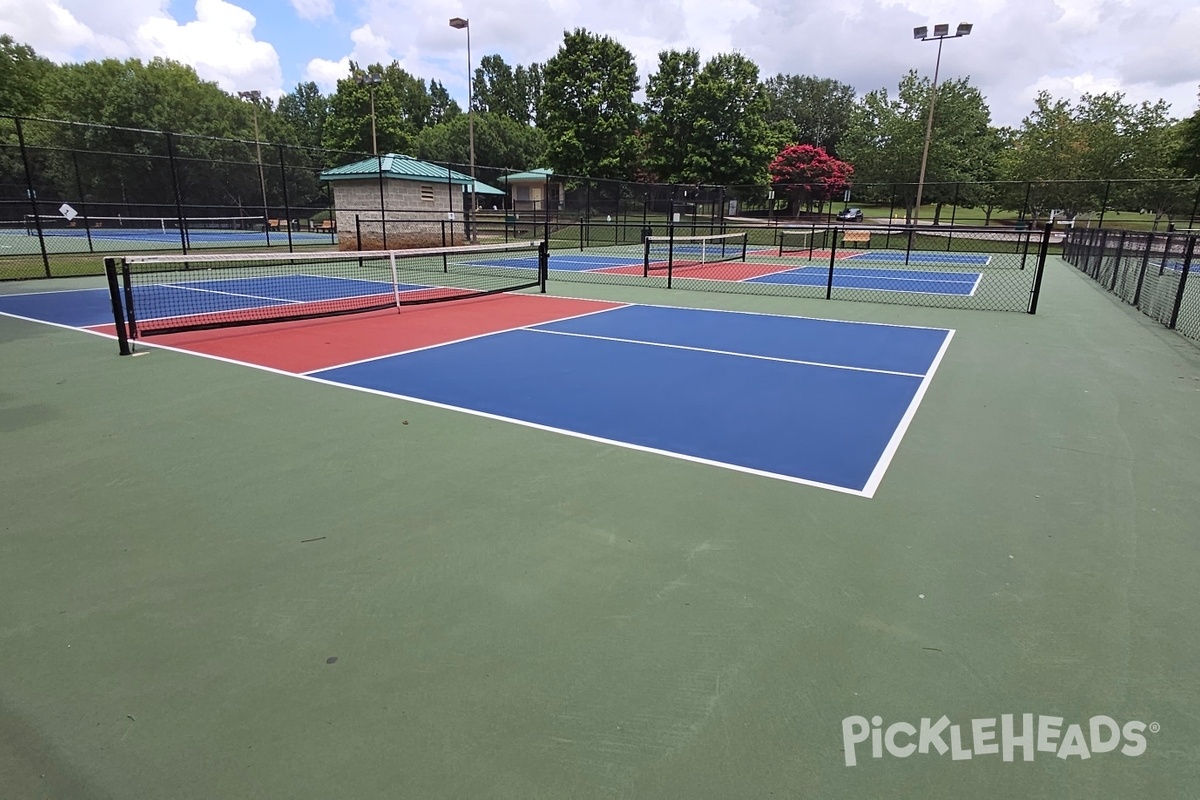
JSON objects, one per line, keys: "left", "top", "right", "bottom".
{"left": 428, "top": 80, "right": 461, "bottom": 125}
{"left": 277, "top": 81, "right": 328, "bottom": 151}
{"left": 541, "top": 29, "right": 640, "bottom": 180}
{"left": 413, "top": 112, "right": 545, "bottom": 169}
{"left": 642, "top": 51, "right": 773, "bottom": 186}
{"left": 841, "top": 71, "right": 995, "bottom": 217}
{"left": 641, "top": 49, "right": 701, "bottom": 183}
{"left": 763, "top": 74, "right": 856, "bottom": 157}
{"left": 0, "top": 35, "right": 52, "bottom": 116}
{"left": 321, "top": 61, "right": 438, "bottom": 156}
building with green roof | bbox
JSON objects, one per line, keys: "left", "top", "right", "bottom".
{"left": 319, "top": 154, "right": 483, "bottom": 249}
{"left": 498, "top": 168, "right": 562, "bottom": 212}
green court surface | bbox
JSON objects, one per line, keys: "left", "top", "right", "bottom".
{"left": 2, "top": 258, "right": 1200, "bottom": 798}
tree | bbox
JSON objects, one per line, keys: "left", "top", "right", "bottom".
{"left": 276, "top": 81, "right": 328, "bottom": 151}
{"left": 0, "top": 35, "right": 52, "bottom": 116}
{"left": 768, "top": 144, "right": 853, "bottom": 215}
{"left": 322, "top": 61, "right": 437, "bottom": 156}
{"left": 841, "top": 71, "right": 996, "bottom": 222}
{"left": 428, "top": 80, "right": 461, "bottom": 125}
{"left": 763, "top": 74, "right": 856, "bottom": 156}
{"left": 472, "top": 54, "right": 529, "bottom": 123}
{"left": 683, "top": 53, "right": 774, "bottom": 186}
{"left": 413, "top": 112, "right": 545, "bottom": 169}
{"left": 641, "top": 49, "right": 701, "bottom": 183}
{"left": 541, "top": 29, "right": 640, "bottom": 179}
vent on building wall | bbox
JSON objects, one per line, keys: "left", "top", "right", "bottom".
{"left": 420, "top": 185, "right": 434, "bottom": 202}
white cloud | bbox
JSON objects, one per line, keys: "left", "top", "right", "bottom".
{"left": 4, "top": 0, "right": 1199, "bottom": 124}
{"left": 0, "top": 0, "right": 282, "bottom": 95}
{"left": 290, "top": 0, "right": 334, "bottom": 21}
{"left": 134, "top": 0, "right": 282, "bottom": 93}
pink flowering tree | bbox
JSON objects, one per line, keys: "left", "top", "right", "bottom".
{"left": 768, "top": 144, "right": 854, "bottom": 216}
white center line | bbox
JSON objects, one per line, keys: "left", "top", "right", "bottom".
{"left": 526, "top": 328, "right": 927, "bottom": 378}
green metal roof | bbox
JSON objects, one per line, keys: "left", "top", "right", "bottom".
{"left": 320, "top": 154, "right": 472, "bottom": 185}
{"left": 465, "top": 179, "right": 506, "bottom": 196}
{"left": 501, "top": 168, "right": 555, "bottom": 183}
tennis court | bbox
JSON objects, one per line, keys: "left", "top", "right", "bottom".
{"left": 3, "top": 240, "right": 1199, "bottom": 799}
{"left": 0, "top": 267, "right": 952, "bottom": 495}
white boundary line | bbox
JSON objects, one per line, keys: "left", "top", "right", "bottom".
{"left": 122, "top": 335, "right": 869, "bottom": 497}
{"left": 700, "top": 272, "right": 984, "bottom": 298}
{"left": 969, "top": 272, "right": 983, "bottom": 297}
{"left": 859, "top": 329, "right": 955, "bottom": 498}
{"left": 1, "top": 279, "right": 955, "bottom": 333}
{"left": 154, "top": 283, "right": 306, "bottom": 305}
{"left": 1, "top": 296, "right": 954, "bottom": 497}
{"left": 300, "top": 303, "right": 628, "bottom": 374}
{"left": 526, "top": 328, "right": 927, "bottom": 378}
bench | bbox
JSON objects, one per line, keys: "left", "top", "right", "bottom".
{"left": 842, "top": 230, "right": 871, "bottom": 248}
{"left": 314, "top": 219, "right": 335, "bottom": 233}
{"left": 268, "top": 219, "right": 285, "bottom": 231}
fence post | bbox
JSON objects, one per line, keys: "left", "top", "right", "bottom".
{"left": 377, "top": 153, "right": 387, "bottom": 250}
{"left": 70, "top": 149, "right": 96, "bottom": 255}
{"left": 1110, "top": 230, "right": 1127, "bottom": 291}
{"left": 14, "top": 118, "right": 51, "bottom": 277}
{"left": 1097, "top": 181, "right": 1111, "bottom": 229}
{"left": 163, "top": 132, "right": 189, "bottom": 254}
{"left": 1168, "top": 237, "right": 1195, "bottom": 329}
{"left": 355, "top": 214, "right": 362, "bottom": 250}
{"left": 277, "top": 144, "right": 294, "bottom": 252}
{"left": 1132, "top": 232, "right": 1153, "bottom": 307}
{"left": 947, "top": 182, "right": 960, "bottom": 251}
{"left": 1028, "top": 223, "right": 1052, "bottom": 314}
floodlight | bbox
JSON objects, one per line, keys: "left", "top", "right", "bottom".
{"left": 449, "top": 17, "right": 468, "bottom": 29}
{"left": 956, "top": 23, "right": 973, "bottom": 36}
{"left": 933, "top": 23, "right": 949, "bottom": 37}
{"left": 914, "top": 26, "right": 927, "bottom": 39}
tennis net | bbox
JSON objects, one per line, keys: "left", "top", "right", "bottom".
{"left": 105, "top": 240, "right": 547, "bottom": 339}
{"left": 643, "top": 232, "right": 748, "bottom": 276}
{"left": 777, "top": 227, "right": 831, "bottom": 257}
{"left": 28, "top": 214, "right": 266, "bottom": 236}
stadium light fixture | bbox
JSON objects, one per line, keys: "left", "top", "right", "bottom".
{"left": 449, "top": 17, "right": 477, "bottom": 242}
{"left": 911, "top": 22, "right": 973, "bottom": 225}
{"left": 354, "top": 69, "right": 384, "bottom": 155}
{"left": 236, "top": 90, "right": 271, "bottom": 237}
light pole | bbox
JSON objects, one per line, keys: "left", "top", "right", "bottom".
{"left": 912, "top": 22, "right": 972, "bottom": 225}
{"left": 355, "top": 69, "right": 383, "bottom": 155}
{"left": 449, "top": 16, "right": 477, "bottom": 242}
{"left": 237, "top": 89, "right": 271, "bottom": 236}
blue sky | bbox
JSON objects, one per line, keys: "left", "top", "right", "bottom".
{"left": 2, "top": 0, "right": 1198, "bottom": 128}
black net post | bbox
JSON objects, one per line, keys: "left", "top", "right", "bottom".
{"left": 667, "top": 224, "right": 675, "bottom": 289}
{"left": 1097, "top": 181, "right": 1111, "bottom": 229}
{"left": 120, "top": 260, "right": 138, "bottom": 339}
{"left": 14, "top": 118, "right": 51, "bottom": 277}
{"left": 1168, "top": 237, "right": 1195, "bottom": 329}
{"left": 539, "top": 239, "right": 549, "bottom": 293}
{"left": 643, "top": 235, "right": 651, "bottom": 278}
{"left": 826, "top": 228, "right": 839, "bottom": 300}
{"left": 1028, "top": 223, "right": 1052, "bottom": 314}
{"left": 355, "top": 214, "right": 362, "bottom": 250}
{"left": 104, "top": 258, "right": 132, "bottom": 356}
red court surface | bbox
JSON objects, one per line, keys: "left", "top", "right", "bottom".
{"left": 96, "top": 294, "right": 624, "bottom": 374}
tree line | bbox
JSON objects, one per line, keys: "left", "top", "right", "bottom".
{"left": 3, "top": 29, "right": 1200, "bottom": 223}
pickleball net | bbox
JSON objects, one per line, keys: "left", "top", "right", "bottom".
{"left": 105, "top": 240, "right": 547, "bottom": 340}
{"left": 643, "top": 232, "right": 748, "bottom": 276}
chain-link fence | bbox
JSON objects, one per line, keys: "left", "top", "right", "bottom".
{"left": 529, "top": 220, "right": 1050, "bottom": 313}
{"left": 1063, "top": 227, "right": 1198, "bottom": 343}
